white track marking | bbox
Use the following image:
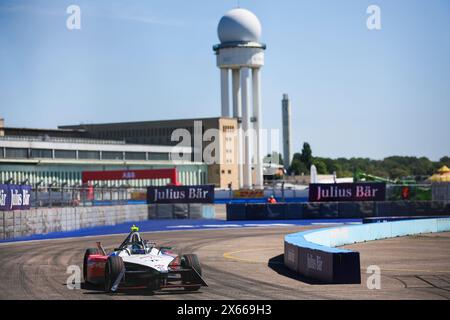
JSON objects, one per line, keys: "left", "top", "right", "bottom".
{"left": 311, "top": 222, "right": 344, "bottom": 226}
{"left": 202, "top": 224, "right": 243, "bottom": 228}
{"left": 166, "top": 225, "right": 195, "bottom": 229}
{"left": 243, "top": 223, "right": 295, "bottom": 227}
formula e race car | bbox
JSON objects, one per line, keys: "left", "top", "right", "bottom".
{"left": 83, "top": 225, "right": 207, "bottom": 292}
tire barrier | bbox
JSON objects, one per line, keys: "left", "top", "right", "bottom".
{"left": 284, "top": 217, "right": 450, "bottom": 284}
{"left": 226, "top": 201, "right": 450, "bottom": 221}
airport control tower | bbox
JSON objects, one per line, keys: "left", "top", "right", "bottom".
{"left": 282, "top": 94, "right": 292, "bottom": 170}
{"left": 213, "top": 8, "right": 266, "bottom": 189}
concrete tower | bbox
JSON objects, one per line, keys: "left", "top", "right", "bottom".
{"left": 282, "top": 94, "right": 292, "bottom": 170}
{"left": 214, "top": 8, "right": 266, "bottom": 189}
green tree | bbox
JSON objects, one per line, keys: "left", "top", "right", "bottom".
{"left": 389, "top": 167, "right": 410, "bottom": 179}
{"left": 292, "top": 152, "right": 302, "bottom": 162}
{"left": 314, "top": 157, "right": 340, "bottom": 174}
{"left": 312, "top": 159, "right": 328, "bottom": 174}
{"left": 439, "top": 156, "right": 450, "bottom": 168}
{"left": 290, "top": 159, "right": 308, "bottom": 175}
{"left": 300, "top": 142, "right": 313, "bottom": 169}
{"left": 288, "top": 141, "right": 446, "bottom": 180}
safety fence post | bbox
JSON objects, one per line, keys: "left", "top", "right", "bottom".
{"left": 3, "top": 211, "right": 5, "bottom": 240}
{"left": 187, "top": 203, "right": 191, "bottom": 219}
{"left": 12, "top": 210, "right": 15, "bottom": 239}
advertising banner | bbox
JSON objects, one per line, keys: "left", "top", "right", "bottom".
{"left": 0, "top": 184, "right": 32, "bottom": 211}
{"left": 147, "top": 185, "right": 214, "bottom": 204}
{"left": 309, "top": 182, "right": 386, "bottom": 202}
{"left": 233, "top": 189, "right": 264, "bottom": 199}
{"left": 0, "top": 184, "right": 10, "bottom": 211}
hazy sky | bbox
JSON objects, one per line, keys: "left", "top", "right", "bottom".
{"left": 0, "top": 0, "right": 449, "bottom": 161}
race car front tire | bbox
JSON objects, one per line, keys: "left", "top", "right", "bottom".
{"left": 181, "top": 254, "right": 202, "bottom": 291}
{"left": 83, "top": 248, "right": 102, "bottom": 283}
{"left": 104, "top": 256, "right": 124, "bottom": 292}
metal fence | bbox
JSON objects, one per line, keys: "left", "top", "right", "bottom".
{"left": 432, "top": 182, "right": 450, "bottom": 202}
{"left": 30, "top": 186, "right": 147, "bottom": 208}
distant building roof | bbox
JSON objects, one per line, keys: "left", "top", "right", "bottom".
{"left": 58, "top": 117, "right": 229, "bottom": 129}
{"left": 3, "top": 126, "right": 89, "bottom": 139}
{"left": 4, "top": 126, "right": 85, "bottom": 133}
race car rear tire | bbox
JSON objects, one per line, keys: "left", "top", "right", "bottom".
{"left": 83, "top": 248, "right": 102, "bottom": 283}
{"left": 104, "top": 256, "right": 124, "bottom": 292}
{"left": 181, "top": 254, "right": 202, "bottom": 291}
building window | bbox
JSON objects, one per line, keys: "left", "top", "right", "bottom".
{"left": 5, "top": 148, "right": 28, "bottom": 158}
{"left": 79, "top": 150, "right": 100, "bottom": 160}
{"left": 147, "top": 152, "right": 169, "bottom": 161}
{"left": 102, "top": 151, "right": 123, "bottom": 160}
{"left": 125, "top": 152, "right": 146, "bottom": 160}
{"left": 31, "top": 149, "right": 52, "bottom": 158}
{"left": 54, "top": 150, "right": 76, "bottom": 159}
{"left": 228, "top": 170, "right": 232, "bottom": 174}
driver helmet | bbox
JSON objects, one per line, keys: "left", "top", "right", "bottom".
{"left": 131, "top": 243, "right": 145, "bottom": 254}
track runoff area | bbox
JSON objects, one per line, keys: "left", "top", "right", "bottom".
{"left": 0, "top": 217, "right": 449, "bottom": 301}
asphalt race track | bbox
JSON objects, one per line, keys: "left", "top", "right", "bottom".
{"left": 0, "top": 226, "right": 449, "bottom": 300}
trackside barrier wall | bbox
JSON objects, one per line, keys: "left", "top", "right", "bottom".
{"left": 0, "top": 204, "right": 215, "bottom": 240}
{"left": 432, "top": 183, "right": 450, "bottom": 202}
{"left": 227, "top": 201, "right": 450, "bottom": 220}
{"left": 284, "top": 218, "right": 450, "bottom": 284}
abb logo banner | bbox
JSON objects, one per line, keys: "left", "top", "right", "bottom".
{"left": 122, "top": 172, "right": 136, "bottom": 179}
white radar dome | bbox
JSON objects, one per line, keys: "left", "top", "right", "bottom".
{"left": 217, "top": 8, "right": 262, "bottom": 43}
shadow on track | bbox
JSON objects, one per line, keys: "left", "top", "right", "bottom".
{"left": 78, "top": 282, "right": 202, "bottom": 297}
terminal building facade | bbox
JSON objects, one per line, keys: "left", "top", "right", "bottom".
{"left": 0, "top": 117, "right": 240, "bottom": 188}
{"left": 0, "top": 119, "right": 207, "bottom": 187}
{"left": 60, "top": 117, "right": 240, "bottom": 189}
